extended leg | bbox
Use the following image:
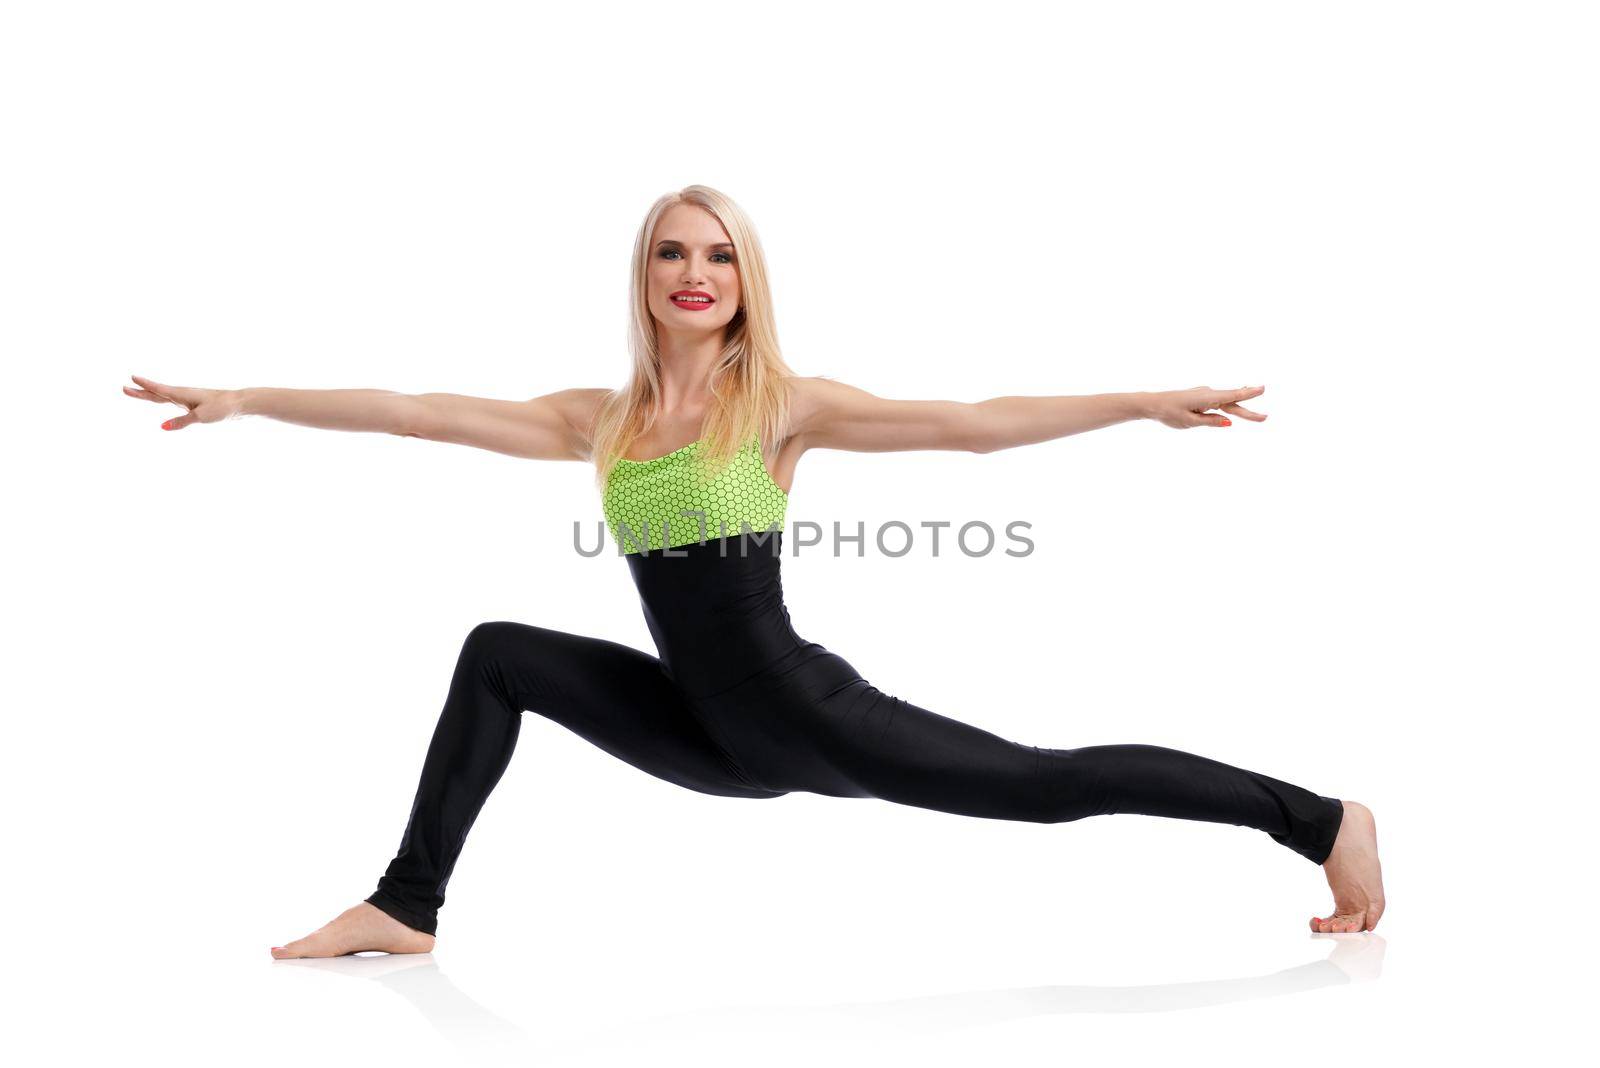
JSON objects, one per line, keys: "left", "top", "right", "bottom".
{"left": 367, "top": 621, "right": 783, "bottom": 936}
{"left": 812, "top": 681, "right": 1343, "bottom": 863}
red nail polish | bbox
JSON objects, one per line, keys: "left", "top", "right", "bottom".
{"left": 1220, "top": 418, "right": 1232, "bottom": 427}
{"left": 161, "top": 420, "right": 172, "bottom": 430}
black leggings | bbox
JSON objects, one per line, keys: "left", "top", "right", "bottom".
{"left": 367, "top": 622, "right": 1343, "bottom": 935}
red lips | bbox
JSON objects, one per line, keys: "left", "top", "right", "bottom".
{"left": 669, "top": 290, "right": 716, "bottom": 310}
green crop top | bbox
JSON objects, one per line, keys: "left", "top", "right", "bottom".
{"left": 602, "top": 435, "right": 789, "bottom": 554}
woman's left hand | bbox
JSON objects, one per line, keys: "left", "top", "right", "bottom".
{"left": 1145, "top": 385, "right": 1267, "bottom": 429}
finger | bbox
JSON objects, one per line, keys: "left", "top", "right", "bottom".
{"left": 161, "top": 412, "right": 198, "bottom": 431}
{"left": 1230, "top": 385, "right": 1265, "bottom": 403}
{"left": 123, "top": 385, "right": 165, "bottom": 402}
{"left": 132, "top": 375, "right": 186, "bottom": 405}
{"left": 1219, "top": 402, "right": 1267, "bottom": 422}
{"left": 1198, "top": 413, "right": 1232, "bottom": 428}
{"left": 1189, "top": 393, "right": 1232, "bottom": 413}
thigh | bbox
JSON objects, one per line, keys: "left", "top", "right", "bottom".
{"left": 814, "top": 681, "right": 1063, "bottom": 820}
{"left": 758, "top": 661, "right": 1326, "bottom": 840}
{"left": 826, "top": 683, "right": 1341, "bottom": 850}
{"left": 698, "top": 645, "right": 1054, "bottom": 816}
{"left": 466, "top": 621, "right": 784, "bottom": 799}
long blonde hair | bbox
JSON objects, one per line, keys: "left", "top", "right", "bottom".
{"left": 588, "top": 185, "right": 799, "bottom": 492}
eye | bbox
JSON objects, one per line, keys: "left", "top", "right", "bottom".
{"left": 656, "top": 248, "right": 735, "bottom": 265}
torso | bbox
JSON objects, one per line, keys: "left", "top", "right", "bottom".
{"left": 611, "top": 407, "right": 803, "bottom": 495}
{"left": 569, "top": 377, "right": 838, "bottom": 495}
{"left": 603, "top": 433, "right": 790, "bottom": 554}
{"left": 623, "top": 436, "right": 797, "bottom": 494}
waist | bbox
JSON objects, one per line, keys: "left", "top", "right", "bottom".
{"left": 624, "top": 530, "right": 802, "bottom": 697}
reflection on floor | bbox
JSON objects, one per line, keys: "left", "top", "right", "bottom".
{"left": 271, "top": 933, "right": 1384, "bottom": 1062}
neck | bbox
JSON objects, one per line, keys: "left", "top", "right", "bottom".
{"left": 654, "top": 327, "right": 725, "bottom": 416}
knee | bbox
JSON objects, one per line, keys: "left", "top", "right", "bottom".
{"left": 1013, "top": 748, "right": 1111, "bottom": 824}
{"left": 1037, "top": 797, "right": 1102, "bottom": 825}
{"left": 993, "top": 793, "right": 1101, "bottom": 826}
{"left": 986, "top": 790, "right": 1101, "bottom": 825}
{"left": 458, "top": 620, "right": 527, "bottom": 666}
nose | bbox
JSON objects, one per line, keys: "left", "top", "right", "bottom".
{"left": 680, "top": 256, "right": 712, "bottom": 285}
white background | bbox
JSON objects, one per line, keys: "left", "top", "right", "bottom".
{"left": 4, "top": 1, "right": 1595, "bottom": 1064}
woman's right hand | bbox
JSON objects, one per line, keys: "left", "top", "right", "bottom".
{"left": 123, "top": 374, "right": 243, "bottom": 431}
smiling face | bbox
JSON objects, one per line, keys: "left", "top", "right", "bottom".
{"left": 645, "top": 202, "right": 743, "bottom": 335}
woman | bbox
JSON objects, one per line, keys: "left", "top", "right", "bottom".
{"left": 125, "top": 185, "right": 1385, "bottom": 957}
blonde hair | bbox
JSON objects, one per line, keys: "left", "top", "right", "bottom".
{"left": 588, "top": 185, "right": 799, "bottom": 492}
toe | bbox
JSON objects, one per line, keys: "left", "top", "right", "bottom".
{"left": 278, "top": 937, "right": 312, "bottom": 958}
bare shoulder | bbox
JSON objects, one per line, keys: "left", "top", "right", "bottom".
{"left": 552, "top": 386, "right": 612, "bottom": 421}
{"left": 546, "top": 386, "right": 612, "bottom": 432}
{"left": 517, "top": 387, "right": 609, "bottom": 461}
{"left": 778, "top": 375, "right": 983, "bottom": 454}
{"left": 782, "top": 375, "right": 858, "bottom": 439}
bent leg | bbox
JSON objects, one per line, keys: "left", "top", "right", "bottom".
{"left": 368, "top": 621, "right": 783, "bottom": 936}
{"left": 816, "top": 681, "right": 1343, "bottom": 864}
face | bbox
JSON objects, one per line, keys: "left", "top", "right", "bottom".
{"left": 645, "top": 202, "right": 743, "bottom": 336}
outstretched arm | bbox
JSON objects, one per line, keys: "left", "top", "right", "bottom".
{"left": 787, "top": 377, "right": 1267, "bottom": 454}
{"left": 122, "top": 375, "right": 607, "bottom": 461}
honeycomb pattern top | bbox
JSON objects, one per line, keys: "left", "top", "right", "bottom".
{"left": 602, "top": 434, "right": 789, "bottom": 554}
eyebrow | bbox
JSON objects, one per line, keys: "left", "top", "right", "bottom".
{"left": 655, "top": 239, "right": 735, "bottom": 251}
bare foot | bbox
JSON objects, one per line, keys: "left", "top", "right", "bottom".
{"left": 271, "top": 902, "right": 435, "bottom": 959}
{"left": 1311, "top": 800, "right": 1385, "bottom": 933}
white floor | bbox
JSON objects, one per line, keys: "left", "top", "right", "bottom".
{"left": 17, "top": 895, "right": 1585, "bottom": 1065}
{"left": 15, "top": 775, "right": 1589, "bottom": 1066}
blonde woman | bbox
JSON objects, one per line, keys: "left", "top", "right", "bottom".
{"left": 125, "top": 185, "right": 1385, "bottom": 958}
